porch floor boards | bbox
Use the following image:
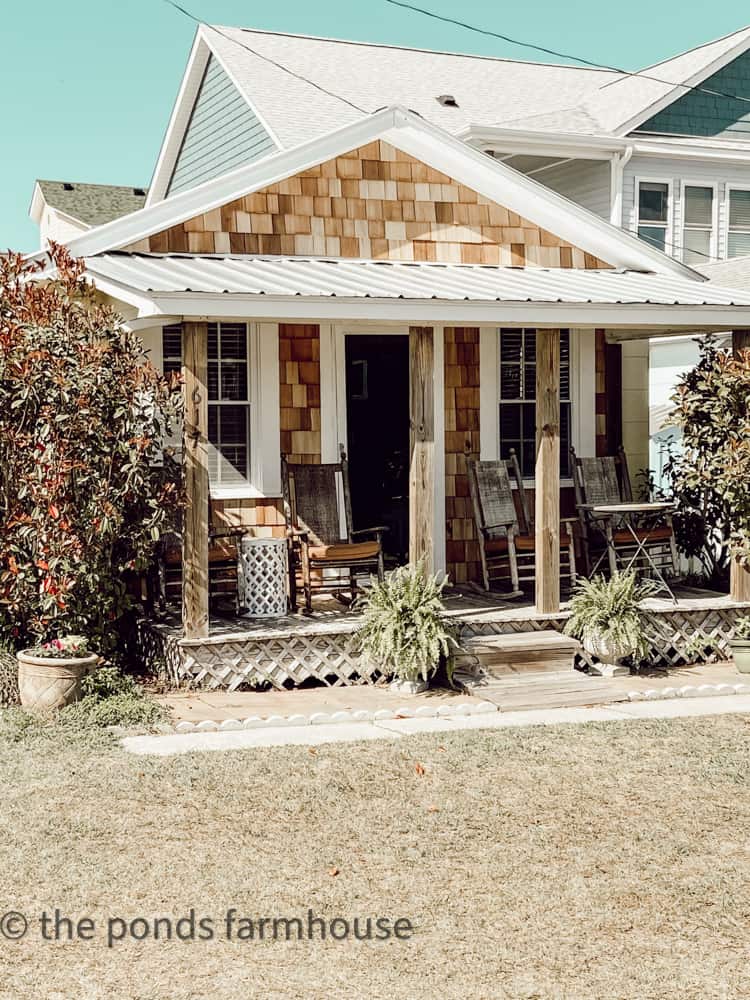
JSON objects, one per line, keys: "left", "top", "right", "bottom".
{"left": 149, "top": 584, "right": 739, "bottom": 645}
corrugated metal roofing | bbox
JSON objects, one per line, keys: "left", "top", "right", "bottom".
{"left": 85, "top": 252, "right": 750, "bottom": 306}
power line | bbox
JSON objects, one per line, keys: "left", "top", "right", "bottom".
{"left": 382, "top": 0, "right": 750, "bottom": 109}
{"left": 161, "top": 0, "right": 367, "bottom": 113}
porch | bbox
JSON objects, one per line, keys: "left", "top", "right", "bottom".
{"left": 138, "top": 584, "right": 750, "bottom": 691}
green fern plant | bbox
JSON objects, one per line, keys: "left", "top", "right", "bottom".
{"left": 564, "top": 571, "right": 660, "bottom": 660}
{"left": 355, "top": 564, "right": 457, "bottom": 683}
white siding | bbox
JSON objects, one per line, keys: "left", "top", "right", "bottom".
{"left": 532, "top": 158, "right": 611, "bottom": 220}
{"left": 622, "top": 154, "right": 750, "bottom": 263}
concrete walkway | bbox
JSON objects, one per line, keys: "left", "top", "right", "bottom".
{"left": 124, "top": 693, "right": 750, "bottom": 756}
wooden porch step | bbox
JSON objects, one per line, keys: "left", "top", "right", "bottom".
{"left": 455, "top": 630, "right": 581, "bottom": 678}
{"left": 472, "top": 670, "right": 631, "bottom": 712}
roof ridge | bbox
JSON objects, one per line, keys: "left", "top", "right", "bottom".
{"left": 637, "top": 23, "right": 750, "bottom": 75}
{"left": 210, "top": 23, "right": 619, "bottom": 75}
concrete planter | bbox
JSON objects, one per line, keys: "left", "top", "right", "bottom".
{"left": 583, "top": 634, "right": 634, "bottom": 678}
{"left": 729, "top": 638, "right": 750, "bottom": 674}
{"left": 389, "top": 678, "right": 429, "bottom": 696}
{"left": 16, "top": 651, "right": 98, "bottom": 712}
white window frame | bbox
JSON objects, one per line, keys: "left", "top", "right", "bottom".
{"left": 634, "top": 176, "right": 673, "bottom": 256}
{"left": 482, "top": 328, "right": 595, "bottom": 488}
{"left": 724, "top": 184, "right": 750, "bottom": 260}
{"left": 680, "top": 181, "right": 718, "bottom": 265}
{"left": 161, "top": 320, "right": 280, "bottom": 500}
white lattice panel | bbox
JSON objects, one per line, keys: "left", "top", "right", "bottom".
{"left": 237, "top": 537, "right": 288, "bottom": 618}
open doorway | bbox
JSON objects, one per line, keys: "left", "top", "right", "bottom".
{"left": 345, "top": 334, "right": 410, "bottom": 563}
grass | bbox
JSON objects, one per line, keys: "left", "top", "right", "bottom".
{"left": 1, "top": 714, "right": 750, "bottom": 998}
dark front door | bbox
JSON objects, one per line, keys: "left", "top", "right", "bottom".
{"left": 345, "top": 334, "right": 409, "bottom": 562}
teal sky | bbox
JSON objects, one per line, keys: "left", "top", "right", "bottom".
{"left": 3, "top": 1, "right": 748, "bottom": 250}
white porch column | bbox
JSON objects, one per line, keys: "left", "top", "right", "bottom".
{"left": 535, "top": 329, "right": 561, "bottom": 614}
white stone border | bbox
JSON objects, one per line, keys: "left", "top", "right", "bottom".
{"left": 168, "top": 700, "right": 499, "bottom": 734}
{"left": 627, "top": 682, "right": 750, "bottom": 702}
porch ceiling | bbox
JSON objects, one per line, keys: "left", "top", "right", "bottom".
{"left": 84, "top": 252, "right": 750, "bottom": 333}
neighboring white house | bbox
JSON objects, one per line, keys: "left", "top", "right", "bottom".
{"left": 29, "top": 22, "right": 750, "bottom": 483}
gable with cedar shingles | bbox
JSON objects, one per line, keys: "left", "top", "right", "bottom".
{"left": 127, "top": 141, "right": 613, "bottom": 268}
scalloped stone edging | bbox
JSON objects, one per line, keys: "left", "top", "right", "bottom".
{"left": 626, "top": 682, "right": 750, "bottom": 703}
{"left": 167, "top": 700, "right": 499, "bottom": 735}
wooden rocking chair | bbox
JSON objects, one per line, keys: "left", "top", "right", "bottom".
{"left": 282, "top": 449, "right": 386, "bottom": 612}
{"left": 570, "top": 446, "right": 678, "bottom": 578}
{"left": 467, "top": 450, "right": 577, "bottom": 595}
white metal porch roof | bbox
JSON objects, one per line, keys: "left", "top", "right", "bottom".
{"left": 85, "top": 253, "right": 750, "bottom": 307}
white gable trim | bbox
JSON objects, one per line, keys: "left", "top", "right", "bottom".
{"left": 146, "top": 27, "right": 281, "bottom": 206}
{"left": 614, "top": 34, "right": 750, "bottom": 137}
{"left": 61, "top": 106, "right": 702, "bottom": 281}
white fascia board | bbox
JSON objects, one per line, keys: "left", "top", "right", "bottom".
{"left": 631, "top": 136, "right": 750, "bottom": 162}
{"left": 461, "top": 125, "right": 628, "bottom": 159}
{"left": 380, "top": 115, "right": 698, "bottom": 280}
{"left": 132, "top": 292, "right": 750, "bottom": 330}
{"left": 614, "top": 36, "right": 750, "bottom": 136}
{"left": 68, "top": 103, "right": 696, "bottom": 280}
{"left": 28, "top": 182, "right": 45, "bottom": 224}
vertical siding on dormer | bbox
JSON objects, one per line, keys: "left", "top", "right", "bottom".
{"left": 167, "top": 54, "right": 276, "bottom": 197}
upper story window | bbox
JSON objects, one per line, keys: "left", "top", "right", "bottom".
{"left": 162, "top": 322, "right": 251, "bottom": 489}
{"left": 636, "top": 180, "right": 671, "bottom": 252}
{"left": 682, "top": 185, "right": 714, "bottom": 264}
{"left": 499, "top": 328, "right": 571, "bottom": 479}
{"left": 727, "top": 188, "right": 750, "bottom": 258}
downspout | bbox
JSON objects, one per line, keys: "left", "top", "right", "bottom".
{"left": 609, "top": 145, "right": 634, "bottom": 228}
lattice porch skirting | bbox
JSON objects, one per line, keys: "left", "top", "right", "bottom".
{"left": 135, "top": 601, "right": 750, "bottom": 691}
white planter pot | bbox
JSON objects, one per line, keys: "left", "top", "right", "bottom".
{"left": 16, "top": 651, "right": 98, "bottom": 711}
{"left": 583, "top": 634, "right": 634, "bottom": 678}
{"left": 389, "top": 678, "right": 428, "bottom": 695}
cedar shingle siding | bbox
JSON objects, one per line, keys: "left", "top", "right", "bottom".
{"left": 133, "top": 141, "right": 613, "bottom": 268}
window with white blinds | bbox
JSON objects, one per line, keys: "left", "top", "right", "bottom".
{"left": 728, "top": 189, "right": 750, "bottom": 259}
{"left": 498, "top": 329, "right": 571, "bottom": 479}
{"left": 682, "top": 185, "right": 714, "bottom": 264}
{"left": 162, "top": 323, "right": 251, "bottom": 488}
{"left": 636, "top": 181, "right": 670, "bottom": 252}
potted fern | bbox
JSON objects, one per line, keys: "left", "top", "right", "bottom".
{"left": 564, "top": 572, "right": 658, "bottom": 677}
{"left": 355, "top": 564, "right": 456, "bottom": 693}
{"left": 729, "top": 616, "right": 750, "bottom": 674}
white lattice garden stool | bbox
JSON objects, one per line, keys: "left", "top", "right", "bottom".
{"left": 238, "top": 536, "right": 288, "bottom": 617}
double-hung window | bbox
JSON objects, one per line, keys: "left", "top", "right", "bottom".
{"left": 636, "top": 180, "right": 670, "bottom": 252}
{"left": 498, "top": 328, "right": 571, "bottom": 479}
{"left": 162, "top": 322, "right": 251, "bottom": 489}
{"left": 727, "top": 188, "right": 750, "bottom": 258}
{"left": 682, "top": 185, "right": 714, "bottom": 264}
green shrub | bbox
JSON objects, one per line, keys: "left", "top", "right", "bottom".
{"left": 0, "top": 646, "right": 19, "bottom": 707}
{"left": 355, "top": 564, "right": 456, "bottom": 683}
{"left": 0, "top": 246, "right": 183, "bottom": 652}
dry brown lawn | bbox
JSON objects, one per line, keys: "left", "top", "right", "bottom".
{"left": 0, "top": 712, "right": 749, "bottom": 999}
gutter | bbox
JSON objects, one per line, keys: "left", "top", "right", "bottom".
{"left": 609, "top": 144, "right": 634, "bottom": 227}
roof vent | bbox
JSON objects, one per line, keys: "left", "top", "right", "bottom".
{"left": 437, "top": 94, "right": 458, "bottom": 107}
{"left": 63, "top": 183, "right": 74, "bottom": 191}
{"left": 133, "top": 187, "right": 146, "bottom": 197}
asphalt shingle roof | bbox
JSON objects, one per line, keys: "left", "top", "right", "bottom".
{"left": 37, "top": 181, "right": 148, "bottom": 228}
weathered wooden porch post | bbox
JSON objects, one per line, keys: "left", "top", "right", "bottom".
{"left": 182, "top": 320, "right": 210, "bottom": 639}
{"left": 409, "top": 326, "right": 434, "bottom": 575}
{"left": 731, "top": 329, "right": 750, "bottom": 603}
{"left": 535, "top": 328, "right": 561, "bottom": 613}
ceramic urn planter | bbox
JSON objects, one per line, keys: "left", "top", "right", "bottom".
{"left": 729, "top": 638, "right": 750, "bottom": 675}
{"left": 583, "top": 635, "right": 634, "bottom": 678}
{"left": 16, "top": 650, "right": 98, "bottom": 711}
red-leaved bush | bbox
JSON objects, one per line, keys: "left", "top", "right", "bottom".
{"left": 0, "top": 246, "right": 182, "bottom": 650}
